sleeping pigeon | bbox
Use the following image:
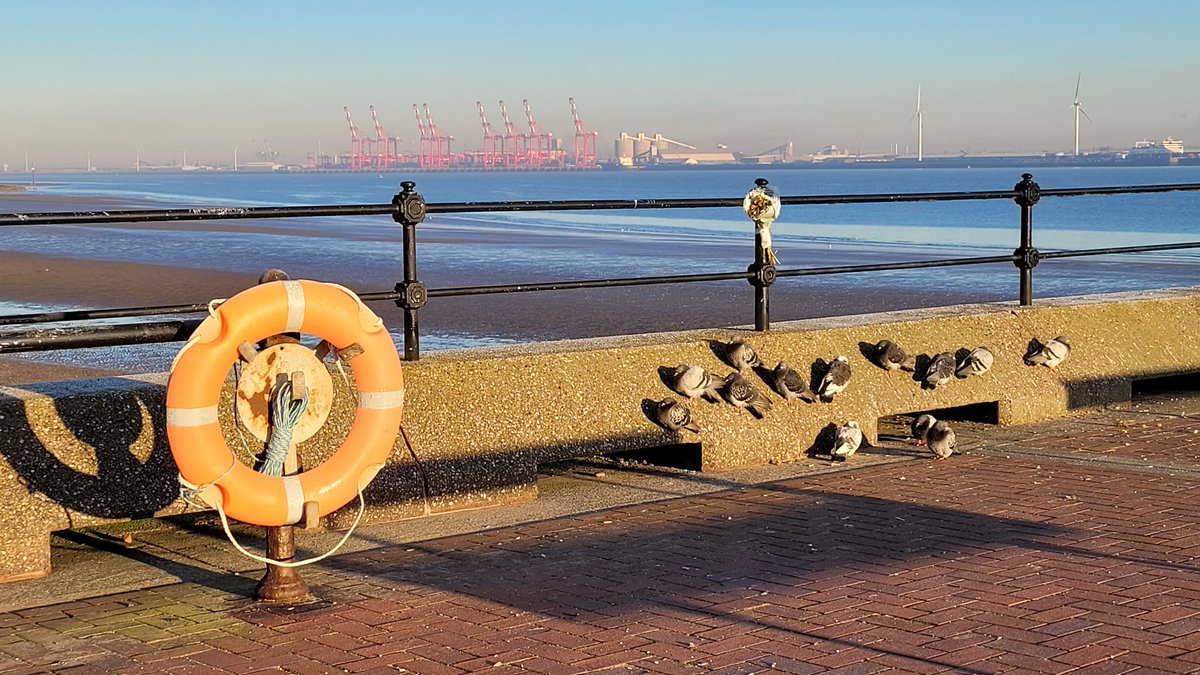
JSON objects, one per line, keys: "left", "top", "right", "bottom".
{"left": 672, "top": 364, "right": 725, "bottom": 401}
{"left": 924, "top": 352, "right": 957, "bottom": 389}
{"left": 723, "top": 372, "right": 773, "bottom": 417}
{"left": 927, "top": 420, "right": 957, "bottom": 459}
{"left": 726, "top": 339, "right": 763, "bottom": 373}
{"left": 1025, "top": 336, "right": 1071, "bottom": 369}
{"left": 832, "top": 421, "right": 863, "bottom": 459}
{"left": 956, "top": 346, "right": 994, "bottom": 379}
{"left": 871, "top": 339, "right": 916, "bottom": 374}
{"left": 655, "top": 397, "right": 700, "bottom": 433}
{"left": 772, "top": 360, "right": 817, "bottom": 403}
{"left": 817, "top": 356, "right": 852, "bottom": 400}
{"left": 911, "top": 414, "right": 937, "bottom": 446}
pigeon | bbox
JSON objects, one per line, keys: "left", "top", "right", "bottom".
{"left": 726, "top": 339, "right": 762, "bottom": 373}
{"left": 671, "top": 364, "right": 725, "bottom": 401}
{"left": 911, "top": 414, "right": 937, "bottom": 446}
{"left": 817, "top": 356, "right": 852, "bottom": 400}
{"left": 722, "top": 372, "right": 773, "bottom": 417}
{"left": 655, "top": 397, "right": 700, "bottom": 433}
{"left": 924, "top": 352, "right": 957, "bottom": 389}
{"left": 832, "top": 421, "right": 863, "bottom": 459}
{"left": 927, "top": 420, "right": 957, "bottom": 459}
{"left": 1025, "top": 336, "right": 1071, "bottom": 369}
{"left": 772, "top": 360, "right": 817, "bottom": 403}
{"left": 871, "top": 339, "right": 916, "bottom": 374}
{"left": 956, "top": 346, "right": 994, "bottom": 379}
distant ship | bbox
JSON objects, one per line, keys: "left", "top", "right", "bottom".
{"left": 1118, "top": 137, "right": 1185, "bottom": 164}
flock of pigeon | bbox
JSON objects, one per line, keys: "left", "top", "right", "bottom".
{"left": 654, "top": 334, "right": 1072, "bottom": 461}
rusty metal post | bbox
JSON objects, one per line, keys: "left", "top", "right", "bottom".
{"left": 253, "top": 268, "right": 312, "bottom": 604}
{"left": 392, "top": 181, "right": 428, "bottom": 361}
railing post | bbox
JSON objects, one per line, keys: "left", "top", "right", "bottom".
{"left": 1012, "top": 172, "right": 1041, "bottom": 306}
{"left": 391, "top": 181, "right": 428, "bottom": 360}
{"left": 744, "top": 178, "right": 780, "bottom": 331}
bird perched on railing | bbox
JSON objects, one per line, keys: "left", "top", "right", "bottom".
{"left": 1025, "top": 336, "right": 1071, "bottom": 370}
{"left": 655, "top": 397, "right": 700, "bottom": 433}
{"left": 871, "top": 339, "right": 916, "bottom": 374}
{"left": 772, "top": 360, "right": 817, "bottom": 403}
{"left": 956, "top": 346, "right": 994, "bottom": 378}
{"left": 832, "top": 421, "right": 863, "bottom": 459}
{"left": 722, "top": 371, "right": 773, "bottom": 417}
{"left": 726, "top": 339, "right": 762, "bottom": 373}
{"left": 817, "top": 356, "right": 852, "bottom": 400}
{"left": 924, "top": 352, "right": 957, "bottom": 389}
{"left": 671, "top": 364, "right": 724, "bottom": 402}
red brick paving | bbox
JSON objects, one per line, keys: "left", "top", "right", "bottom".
{"left": 5, "top": 396, "right": 1200, "bottom": 672}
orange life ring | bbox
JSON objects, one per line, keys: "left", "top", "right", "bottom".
{"left": 166, "top": 280, "right": 404, "bottom": 527}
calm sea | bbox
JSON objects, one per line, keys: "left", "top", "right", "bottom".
{"left": 3, "top": 165, "right": 1199, "bottom": 369}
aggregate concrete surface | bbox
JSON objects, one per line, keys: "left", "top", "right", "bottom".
{"left": 3, "top": 389, "right": 1200, "bottom": 674}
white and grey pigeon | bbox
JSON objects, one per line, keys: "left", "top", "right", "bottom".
{"left": 832, "top": 421, "right": 863, "bottom": 459}
{"left": 911, "top": 414, "right": 937, "bottom": 447}
{"left": 772, "top": 360, "right": 817, "bottom": 403}
{"left": 672, "top": 364, "right": 725, "bottom": 402}
{"left": 1025, "top": 336, "right": 1071, "bottom": 370}
{"left": 927, "top": 420, "right": 957, "bottom": 459}
{"left": 726, "top": 339, "right": 763, "bottom": 373}
{"left": 924, "top": 351, "right": 957, "bottom": 389}
{"left": 817, "top": 356, "right": 852, "bottom": 400}
{"left": 871, "top": 339, "right": 916, "bottom": 374}
{"left": 722, "top": 371, "right": 773, "bottom": 417}
{"left": 655, "top": 397, "right": 700, "bottom": 433}
{"left": 956, "top": 346, "right": 994, "bottom": 379}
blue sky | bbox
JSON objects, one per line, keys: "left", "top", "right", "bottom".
{"left": 4, "top": 0, "right": 1199, "bottom": 168}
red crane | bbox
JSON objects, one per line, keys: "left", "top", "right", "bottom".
{"left": 477, "top": 101, "right": 499, "bottom": 168}
{"left": 344, "top": 106, "right": 371, "bottom": 170}
{"left": 423, "top": 103, "right": 454, "bottom": 169}
{"left": 522, "top": 99, "right": 549, "bottom": 168}
{"left": 569, "top": 97, "right": 600, "bottom": 168}
{"left": 498, "top": 100, "right": 525, "bottom": 169}
{"left": 412, "top": 104, "right": 432, "bottom": 169}
{"left": 369, "top": 105, "right": 402, "bottom": 169}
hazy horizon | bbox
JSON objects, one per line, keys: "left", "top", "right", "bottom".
{"left": 5, "top": 0, "right": 1199, "bottom": 170}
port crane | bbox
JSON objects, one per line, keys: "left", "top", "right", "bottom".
{"left": 344, "top": 107, "right": 371, "bottom": 170}
{"left": 498, "top": 100, "right": 526, "bottom": 169}
{"left": 369, "top": 105, "right": 402, "bottom": 169}
{"left": 422, "top": 103, "right": 454, "bottom": 169}
{"left": 412, "top": 104, "right": 432, "bottom": 169}
{"left": 569, "top": 97, "right": 599, "bottom": 168}
{"left": 477, "top": 101, "right": 500, "bottom": 168}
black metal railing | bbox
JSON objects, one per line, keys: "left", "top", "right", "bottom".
{"left": 2, "top": 173, "right": 1199, "bottom": 362}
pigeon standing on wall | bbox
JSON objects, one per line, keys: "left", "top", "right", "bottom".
{"left": 956, "top": 346, "right": 994, "bottom": 379}
{"left": 672, "top": 364, "right": 725, "bottom": 401}
{"left": 772, "top": 360, "right": 817, "bottom": 403}
{"left": 723, "top": 372, "right": 773, "bottom": 417}
{"left": 832, "top": 421, "right": 863, "bottom": 459}
{"left": 817, "top": 356, "right": 852, "bottom": 400}
{"left": 1025, "top": 336, "right": 1071, "bottom": 369}
{"left": 871, "top": 339, "right": 916, "bottom": 374}
{"left": 927, "top": 420, "right": 958, "bottom": 459}
{"left": 655, "top": 397, "right": 700, "bottom": 433}
{"left": 924, "top": 352, "right": 957, "bottom": 389}
{"left": 911, "top": 414, "right": 937, "bottom": 446}
{"left": 726, "top": 340, "right": 763, "bottom": 373}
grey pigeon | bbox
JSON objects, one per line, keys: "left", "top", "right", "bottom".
{"left": 723, "top": 372, "right": 773, "bottom": 417}
{"left": 871, "top": 339, "right": 916, "bottom": 374}
{"left": 672, "top": 364, "right": 725, "bottom": 401}
{"left": 956, "top": 346, "right": 994, "bottom": 379}
{"left": 817, "top": 356, "right": 852, "bottom": 400}
{"left": 832, "top": 421, "right": 863, "bottom": 459}
{"left": 927, "top": 420, "right": 957, "bottom": 459}
{"left": 772, "top": 360, "right": 817, "bottom": 403}
{"left": 656, "top": 397, "right": 699, "bottom": 433}
{"left": 1025, "top": 336, "right": 1071, "bottom": 369}
{"left": 924, "top": 352, "right": 957, "bottom": 389}
{"left": 726, "top": 339, "right": 763, "bottom": 373}
{"left": 911, "top": 414, "right": 937, "bottom": 446}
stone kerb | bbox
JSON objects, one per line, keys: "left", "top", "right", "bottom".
{"left": 1, "top": 288, "right": 1197, "bottom": 582}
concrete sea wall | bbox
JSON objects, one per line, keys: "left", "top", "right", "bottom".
{"left": 2, "top": 288, "right": 1198, "bottom": 582}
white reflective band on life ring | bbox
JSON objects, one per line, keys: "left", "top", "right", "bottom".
{"left": 166, "top": 405, "right": 220, "bottom": 427}
{"left": 283, "top": 280, "right": 306, "bottom": 333}
{"left": 358, "top": 390, "right": 405, "bottom": 410}
{"left": 283, "top": 475, "right": 304, "bottom": 524}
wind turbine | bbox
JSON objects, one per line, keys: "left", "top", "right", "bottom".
{"left": 1072, "top": 73, "right": 1093, "bottom": 156}
{"left": 908, "top": 84, "right": 924, "bottom": 161}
